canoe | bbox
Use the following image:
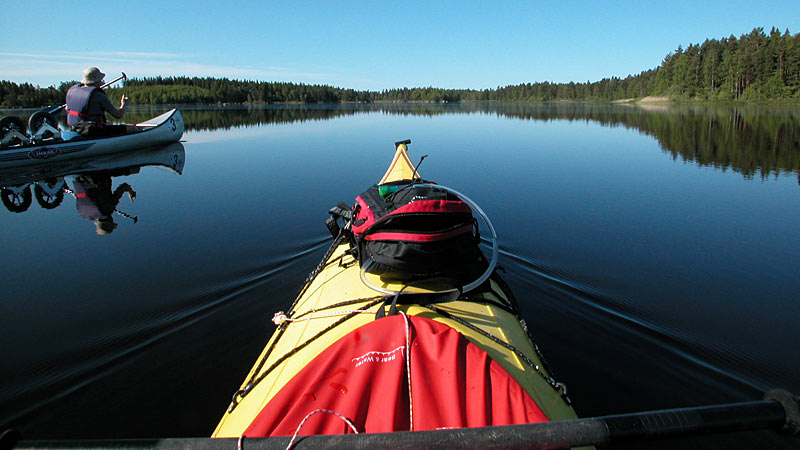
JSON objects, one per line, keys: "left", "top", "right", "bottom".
{"left": 212, "top": 140, "right": 580, "bottom": 441}
{"left": 0, "top": 109, "right": 184, "bottom": 168}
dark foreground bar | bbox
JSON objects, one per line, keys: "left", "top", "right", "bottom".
{"left": 11, "top": 390, "right": 799, "bottom": 450}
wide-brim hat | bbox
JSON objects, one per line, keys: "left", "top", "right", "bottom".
{"left": 95, "top": 216, "right": 117, "bottom": 235}
{"left": 82, "top": 67, "right": 105, "bottom": 85}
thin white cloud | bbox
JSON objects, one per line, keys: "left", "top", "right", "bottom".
{"left": 0, "top": 51, "right": 185, "bottom": 60}
{"left": 0, "top": 50, "right": 340, "bottom": 87}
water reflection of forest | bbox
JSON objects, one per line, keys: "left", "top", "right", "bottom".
{"left": 123, "top": 103, "right": 799, "bottom": 181}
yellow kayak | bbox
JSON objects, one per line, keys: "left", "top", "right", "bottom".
{"left": 213, "top": 140, "right": 579, "bottom": 439}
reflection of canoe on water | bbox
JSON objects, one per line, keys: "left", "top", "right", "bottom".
{"left": 0, "top": 141, "right": 185, "bottom": 187}
{"left": 0, "top": 109, "right": 183, "bottom": 168}
{"left": 0, "top": 142, "right": 185, "bottom": 214}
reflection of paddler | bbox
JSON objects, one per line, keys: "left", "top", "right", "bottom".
{"left": 72, "top": 174, "right": 136, "bottom": 235}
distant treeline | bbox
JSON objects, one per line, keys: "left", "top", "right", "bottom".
{"left": 457, "top": 27, "right": 800, "bottom": 102}
{"left": 1, "top": 27, "right": 798, "bottom": 108}
{"left": 0, "top": 81, "right": 69, "bottom": 109}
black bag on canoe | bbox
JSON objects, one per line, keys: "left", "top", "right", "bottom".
{"left": 348, "top": 181, "right": 487, "bottom": 284}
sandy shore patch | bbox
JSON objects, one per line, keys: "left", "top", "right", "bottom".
{"left": 638, "top": 96, "right": 671, "bottom": 103}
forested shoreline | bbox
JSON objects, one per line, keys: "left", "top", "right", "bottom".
{"left": 2, "top": 27, "right": 798, "bottom": 108}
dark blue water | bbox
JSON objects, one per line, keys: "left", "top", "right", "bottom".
{"left": 1, "top": 103, "right": 799, "bottom": 448}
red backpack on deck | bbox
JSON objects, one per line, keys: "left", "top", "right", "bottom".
{"left": 347, "top": 181, "right": 487, "bottom": 285}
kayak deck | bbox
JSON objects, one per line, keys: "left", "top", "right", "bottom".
{"left": 214, "top": 236, "right": 576, "bottom": 437}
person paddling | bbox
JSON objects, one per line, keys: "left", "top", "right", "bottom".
{"left": 66, "top": 67, "right": 135, "bottom": 137}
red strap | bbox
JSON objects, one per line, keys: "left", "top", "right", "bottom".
{"left": 391, "top": 200, "right": 472, "bottom": 215}
{"left": 365, "top": 223, "right": 474, "bottom": 242}
{"left": 67, "top": 110, "right": 103, "bottom": 119}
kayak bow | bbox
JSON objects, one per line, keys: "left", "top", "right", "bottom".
{"left": 213, "top": 140, "right": 579, "bottom": 439}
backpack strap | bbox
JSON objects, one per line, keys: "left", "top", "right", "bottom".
{"left": 326, "top": 202, "right": 353, "bottom": 238}
{"left": 375, "top": 293, "right": 400, "bottom": 320}
{"left": 374, "top": 290, "right": 462, "bottom": 320}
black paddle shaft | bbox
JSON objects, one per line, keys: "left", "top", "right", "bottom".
{"left": 13, "top": 390, "right": 799, "bottom": 449}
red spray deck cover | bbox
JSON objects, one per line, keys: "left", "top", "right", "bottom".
{"left": 244, "top": 315, "right": 549, "bottom": 437}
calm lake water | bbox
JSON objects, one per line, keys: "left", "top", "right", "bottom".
{"left": 2, "top": 103, "right": 799, "bottom": 449}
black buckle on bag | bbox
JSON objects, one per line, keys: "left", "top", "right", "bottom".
{"left": 325, "top": 215, "right": 340, "bottom": 237}
{"left": 328, "top": 202, "right": 353, "bottom": 221}
{"left": 327, "top": 202, "right": 354, "bottom": 238}
{"left": 375, "top": 293, "right": 400, "bottom": 320}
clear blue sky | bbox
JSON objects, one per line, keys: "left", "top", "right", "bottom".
{"left": 1, "top": 0, "right": 798, "bottom": 91}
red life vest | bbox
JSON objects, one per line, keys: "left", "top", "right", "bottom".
{"left": 71, "top": 176, "right": 104, "bottom": 220}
